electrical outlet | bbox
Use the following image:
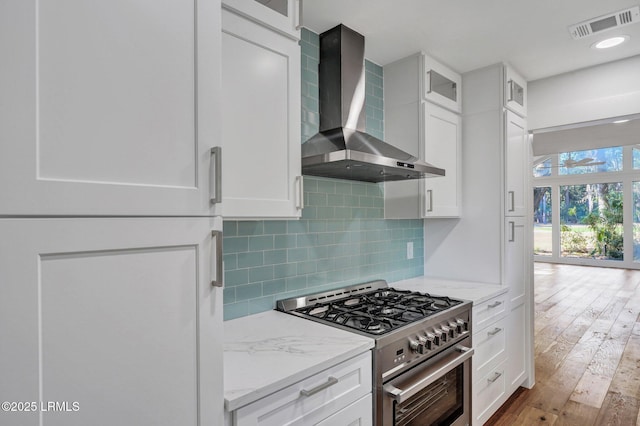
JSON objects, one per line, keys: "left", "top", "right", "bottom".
{"left": 407, "top": 242, "right": 414, "bottom": 260}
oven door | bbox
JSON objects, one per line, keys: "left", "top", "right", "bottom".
{"left": 381, "top": 337, "right": 473, "bottom": 426}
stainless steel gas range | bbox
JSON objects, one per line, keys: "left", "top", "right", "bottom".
{"left": 277, "top": 280, "right": 473, "bottom": 426}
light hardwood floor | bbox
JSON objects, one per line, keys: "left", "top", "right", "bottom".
{"left": 486, "top": 262, "right": 640, "bottom": 426}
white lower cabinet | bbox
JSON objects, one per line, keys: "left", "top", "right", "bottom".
{"left": 472, "top": 294, "right": 507, "bottom": 332}
{"left": 472, "top": 294, "right": 508, "bottom": 426}
{"left": 232, "top": 351, "right": 372, "bottom": 426}
{"left": 316, "top": 394, "right": 372, "bottom": 426}
{"left": 0, "top": 217, "right": 224, "bottom": 426}
{"left": 506, "top": 302, "right": 527, "bottom": 393}
{"left": 473, "top": 360, "right": 507, "bottom": 426}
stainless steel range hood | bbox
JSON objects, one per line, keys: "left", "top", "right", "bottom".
{"left": 302, "top": 24, "right": 445, "bottom": 183}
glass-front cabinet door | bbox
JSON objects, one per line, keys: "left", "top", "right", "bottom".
{"left": 423, "top": 54, "right": 462, "bottom": 113}
{"left": 222, "top": 0, "right": 301, "bottom": 39}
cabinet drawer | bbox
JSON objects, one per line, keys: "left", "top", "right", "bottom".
{"left": 473, "top": 360, "right": 507, "bottom": 426}
{"left": 316, "top": 394, "right": 372, "bottom": 426}
{"left": 473, "top": 316, "right": 507, "bottom": 380}
{"left": 234, "top": 351, "right": 371, "bottom": 426}
{"left": 473, "top": 294, "right": 507, "bottom": 332}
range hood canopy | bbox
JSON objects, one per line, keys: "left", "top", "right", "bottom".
{"left": 301, "top": 24, "right": 445, "bottom": 183}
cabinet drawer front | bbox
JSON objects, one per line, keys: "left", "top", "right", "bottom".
{"left": 473, "top": 317, "right": 507, "bottom": 379}
{"left": 473, "top": 361, "right": 507, "bottom": 425}
{"left": 473, "top": 295, "right": 507, "bottom": 331}
{"left": 316, "top": 394, "right": 372, "bottom": 426}
{"left": 235, "top": 351, "right": 371, "bottom": 426}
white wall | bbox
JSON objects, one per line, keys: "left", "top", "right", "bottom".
{"left": 528, "top": 54, "right": 640, "bottom": 130}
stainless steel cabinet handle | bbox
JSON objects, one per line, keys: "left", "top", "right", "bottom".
{"left": 508, "top": 191, "right": 515, "bottom": 212}
{"left": 488, "top": 301, "right": 502, "bottom": 309}
{"left": 509, "top": 221, "right": 515, "bottom": 242}
{"left": 488, "top": 372, "right": 502, "bottom": 383}
{"left": 211, "top": 230, "right": 223, "bottom": 287}
{"left": 507, "top": 79, "right": 514, "bottom": 102}
{"left": 300, "top": 376, "right": 338, "bottom": 397}
{"left": 488, "top": 327, "right": 502, "bottom": 336}
{"left": 384, "top": 346, "right": 474, "bottom": 403}
{"left": 210, "top": 147, "right": 222, "bottom": 204}
{"left": 426, "top": 189, "right": 433, "bottom": 212}
{"left": 425, "top": 70, "right": 432, "bottom": 94}
{"left": 295, "top": 176, "right": 304, "bottom": 210}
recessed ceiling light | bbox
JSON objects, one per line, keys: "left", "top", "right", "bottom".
{"left": 592, "top": 35, "right": 629, "bottom": 49}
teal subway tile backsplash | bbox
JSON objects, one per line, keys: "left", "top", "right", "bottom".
{"left": 223, "top": 177, "right": 424, "bottom": 320}
{"left": 365, "top": 60, "right": 384, "bottom": 140}
{"left": 222, "top": 28, "right": 423, "bottom": 321}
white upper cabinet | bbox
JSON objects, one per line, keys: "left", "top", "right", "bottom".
{"left": 0, "top": 0, "right": 221, "bottom": 216}
{"left": 0, "top": 217, "right": 224, "bottom": 426}
{"left": 384, "top": 53, "right": 462, "bottom": 219}
{"left": 222, "top": 0, "right": 301, "bottom": 40}
{"left": 504, "top": 110, "right": 528, "bottom": 217}
{"left": 221, "top": 6, "right": 302, "bottom": 219}
{"left": 504, "top": 65, "right": 527, "bottom": 117}
{"left": 424, "top": 54, "right": 462, "bottom": 113}
{"left": 423, "top": 102, "right": 462, "bottom": 217}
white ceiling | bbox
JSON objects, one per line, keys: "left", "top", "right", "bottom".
{"left": 302, "top": 0, "right": 640, "bottom": 81}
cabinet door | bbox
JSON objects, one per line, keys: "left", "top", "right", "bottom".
{"left": 506, "top": 303, "right": 527, "bottom": 393}
{"left": 423, "top": 102, "right": 462, "bottom": 218}
{"left": 0, "top": 0, "right": 221, "bottom": 216}
{"left": 0, "top": 217, "right": 223, "bottom": 426}
{"left": 424, "top": 54, "right": 462, "bottom": 113}
{"left": 504, "top": 216, "right": 527, "bottom": 305}
{"left": 221, "top": 8, "right": 302, "bottom": 219}
{"left": 504, "top": 111, "right": 528, "bottom": 217}
{"left": 222, "top": 0, "right": 300, "bottom": 39}
{"left": 504, "top": 66, "right": 527, "bottom": 117}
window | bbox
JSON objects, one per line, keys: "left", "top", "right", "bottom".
{"left": 533, "top": 187, "right": 551, "bottom": 256}
{"left": 559, "top": 183, "right": 622, "bottom": 261}
{"left": 558, "top": 147, "right": 622, "bottom": 175}
{"left": 532, "top": 145, "right": 638, "bottom": 268}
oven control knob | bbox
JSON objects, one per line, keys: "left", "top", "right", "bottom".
{"left": 435, "top": 328, "right": 447, "bottom": 343}
{"left": 442, "top": 325, "right": 454, "bottom": 339}
{"left": 417, "top": 335, "right": 430, "bottom": 352}
{"left": 448, "top": 322, "right": 459, "bottom": 337}
{"left": 423, "top": 333, "right": 435, "bottom": 350}
{"left": 409, "top": 339, "right": 425, "bottom": 354}
{"left": 456, "top": 318, "right": 468, "bottom": 332}
{"left": 430, "top": 330, "right": 441, "bottom": 346}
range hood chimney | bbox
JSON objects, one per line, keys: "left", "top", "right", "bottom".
{"left": 301, "top": 24, "right": 445, "bottom": 183}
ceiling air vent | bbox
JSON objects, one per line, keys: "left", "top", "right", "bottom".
{"left": 568, "top": 6, "right": 640, "bottom": 39}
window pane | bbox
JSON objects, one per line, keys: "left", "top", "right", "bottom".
{"left": 534, "top": 187, "right": 552, "bottom": 256}
{"left": 559, "top": 147, "right": 622, "bottom": 175}
{"left": 533, "top": 159, "right": 552, "bottom": 177}
{"left": 634, "top": 182, "right": 640, "bottom": 262}
{"left": 560, "top": 183, "right": 623, "bottom": 261}
{"left": 633, "top": 146, "right": 640, "bottom": 169}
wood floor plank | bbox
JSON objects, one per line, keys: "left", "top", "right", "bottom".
{"left": 595, "top": 392, "right": 640, "bottom": 426}
{"left": 555, "top": 400, "right": 599, "bottom": 426}
{"left": 514, "top": 406, "right": 559, "bottom": 424}
{"left": 485, "top": 264, "right": 640, "bottom": 426}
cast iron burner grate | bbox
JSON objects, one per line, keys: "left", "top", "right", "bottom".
{"left": 293, "top": 288, "right": 462, "bottom": 335}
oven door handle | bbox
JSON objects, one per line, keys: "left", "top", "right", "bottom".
{"left": 384, "top": 345, "right": 474, "bottom": 404}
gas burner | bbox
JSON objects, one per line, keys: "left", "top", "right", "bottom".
{"left": 278, "top": 281, "right": 465, "bottom": 336}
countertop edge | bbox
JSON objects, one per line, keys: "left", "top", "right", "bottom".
{"left": 224, "top": 340, "right": 374, "bottom": 411}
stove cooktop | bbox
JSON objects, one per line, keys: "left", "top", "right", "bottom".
{"left": 277, "top": 281, "right": 464, "bottom": 336}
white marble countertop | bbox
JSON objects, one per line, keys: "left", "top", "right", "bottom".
{"left": 392, "top": 276, "right": 507, "bottom": 305}
{"left": 223, "top": 310, "right": 374, "bottom": 411}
